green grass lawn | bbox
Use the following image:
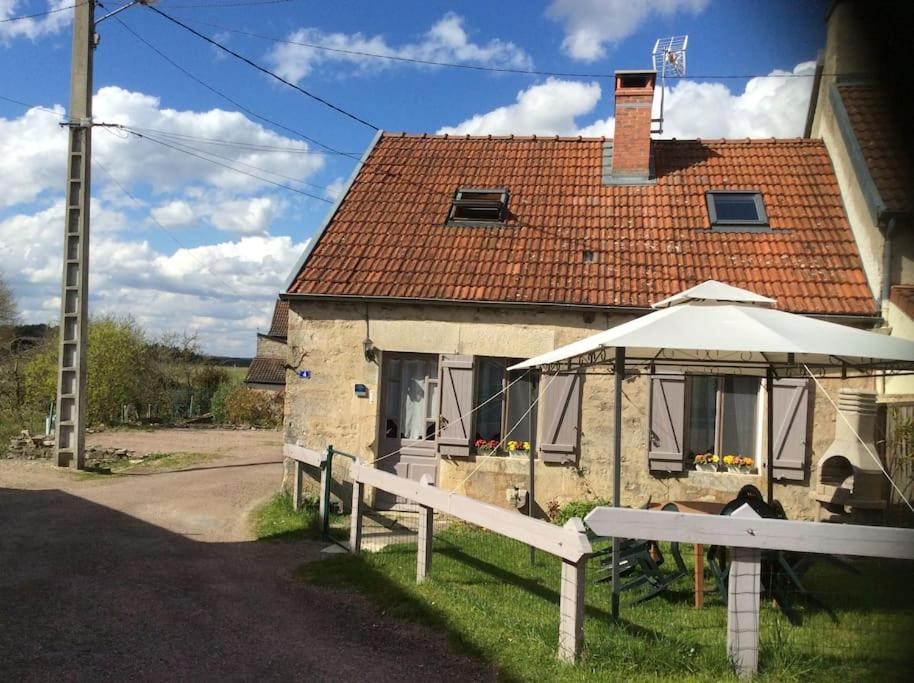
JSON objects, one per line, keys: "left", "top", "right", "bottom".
{"left": 299, "top": 523, "right": 914, "bottom": 682}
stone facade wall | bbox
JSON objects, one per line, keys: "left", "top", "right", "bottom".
{"left": 285, "top": 299, "right": 875, "bottom": 521}
{"left": 255, "top": 335, "right": 287, "bottom": 361}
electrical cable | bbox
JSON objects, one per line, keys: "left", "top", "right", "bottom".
{"left": 122, "top": 128, "right": 333, "bottom": 202}
{"left": 144, "top": 4, "right": 380, "bottom": 131}
{"left": 111, "top": 14, "right": 355, "bottom": 157}
{"left": 171, "top": 16, "right": 829, "bottom": 81}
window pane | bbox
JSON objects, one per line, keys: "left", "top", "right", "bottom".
{"left": 689, "top": 376, "right": 718, "bottom": 454}
{"left": 505, "top": 372, "right": 536, "bottom": 443}
{"left": 475, "top": 358, "right": 506, "bottom": 441}
{"left": 399, "top": 360, "right": 428, "bottom": 440}
{"left": 712, "top": 194, "right": 761, "bottom": 222}
{"left": 721, "top": 377, "right": 759, "bottom": 456}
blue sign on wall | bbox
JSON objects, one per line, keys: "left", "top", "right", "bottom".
{"left": 297, "top": 370, "right": 312, "bottom": 379}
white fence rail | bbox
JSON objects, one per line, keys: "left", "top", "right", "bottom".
{"left": 347, "top": 459, "right": 593, "bottom": 661}
{"left": 282, "top": 443, "right": 328, "bottom": 514}
{"left": 585, "top": 504, "right": 914, "bottom": 677}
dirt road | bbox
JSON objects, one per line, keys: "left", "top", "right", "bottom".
{"left": 0, "top": 429, "right": 493, "bottom": 682}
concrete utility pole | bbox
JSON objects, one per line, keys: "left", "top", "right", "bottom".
{"left": 55, "top": 0, "right": 96, "bottom": 469}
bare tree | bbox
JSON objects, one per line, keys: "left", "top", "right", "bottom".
{"left": 0, "top": 274, "right": 15, "bottom": 328}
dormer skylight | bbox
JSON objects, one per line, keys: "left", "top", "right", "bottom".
{"left": 706, "top": 191, "right": 770, "bottom": 231}
{"left": 448, "top": 188, "right": 508, "bottom": 225}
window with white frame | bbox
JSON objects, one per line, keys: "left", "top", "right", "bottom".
{"left": 473, "top": 357, "right": 537, "bottom": 451}
{"left": 688, "top": 376, "right": 760, "bottom": 471}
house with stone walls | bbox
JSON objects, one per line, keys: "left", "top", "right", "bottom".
{"left": 804, "top": 0, "right": 914, "bottom": 396}
{"left": 279, "top": 67, "right": 889, "bottom": 521}
{"left": 244, "top": 299, "right": 288, "bottom": 392}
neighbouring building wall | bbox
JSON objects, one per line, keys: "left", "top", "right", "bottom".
{"left": 285, "top": 300, "right": 875, "bottom": 520}
{"left": 255, "top": 335, "right": 287, "bottom": 360}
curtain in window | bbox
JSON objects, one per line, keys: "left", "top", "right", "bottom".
{"left": 689, "top": 376, "right": 718, "bottom": 454}
{"left": 721, "top": 377, "right": 759, "bottom": 456}
{"left": 506, "top": 372, "right": 535, "bottom": 442}
{"left": 475, "top": 358, "right": 506, "bottom": 440}
{"left": 399, "top": 359, "right": 427, "bottom": 440}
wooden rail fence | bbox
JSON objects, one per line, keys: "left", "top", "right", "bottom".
{"left": 585, "top": 504, "right": 914, "bottom": 678}
{"left": 347, "top": 459, "right": 593, "bottom": 661}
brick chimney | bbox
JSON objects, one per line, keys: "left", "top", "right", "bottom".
{"left": 610, "top": 70, "right": 656, "bottom": 181}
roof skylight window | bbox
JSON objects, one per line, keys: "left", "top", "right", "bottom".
{"left": 706, "top": 191, "right": 769, "bottom": 231}
{"left": 448, "top": 188, "right": 508, "bottom": 224}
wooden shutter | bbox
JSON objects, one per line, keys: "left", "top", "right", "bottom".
{"left": 437, "top": 354, "right": 474, "bottom": 457}
{"left": 539, "top": 372, "right": 582, "bottom": 464}
{"left": 771, "top": 378, "right": 811, "bottom": 481}
{"left": 648, "top": 374, "right": 686, "bottom": 472}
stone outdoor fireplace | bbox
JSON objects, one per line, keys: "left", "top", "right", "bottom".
{"left": 812, "top": 389, "right": 887, "bottom": 523}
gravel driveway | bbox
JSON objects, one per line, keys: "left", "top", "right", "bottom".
{"left": 0, "top": 429, "right": 494, "bottom": 682}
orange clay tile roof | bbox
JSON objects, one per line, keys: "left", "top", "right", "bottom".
{"left": 244, "top": 357, "right": 286, "bottom": 386}
{"left": 287, "top": 134, "right": 876, "bottom": 316}
{"left": 836, "top": 83, "right": 914, "bottom": 215}
{"left": 267, "top": 299, "right": 288, "bottom": 339}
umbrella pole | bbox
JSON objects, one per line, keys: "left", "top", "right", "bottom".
{"left": 766, "top": 366, "right": 775, "bottom": 504}
{"left": 611, "top": 347, "right": 625, "bottom": 619}
{"left": 529, "top": 439, "right": 535, "bottom": 566}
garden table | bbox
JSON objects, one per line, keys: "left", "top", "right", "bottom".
{"left": 652, "top": 500, "right": 726, "bottom": 608}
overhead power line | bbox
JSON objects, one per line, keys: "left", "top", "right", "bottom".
{"left": 144, "top": 4, "right": 380, "bottom": 131}
{"left": 113, "top": 13, "right": 359, "bottom": 157}
{"left": 165, "top": 0, "right": 299, "bottom": 7}
{"left": 0, "top": 1, "right": 85, "bottom": 23}
{"left": 171, "top": 16, "right": 825, "bottom": 81}
{"left": 123, "top": 127, "right": 333, "bottom": 202}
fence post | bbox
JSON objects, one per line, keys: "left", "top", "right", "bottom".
{"left": 349, "top": 476, "right": 364, "bottom": 554}
{"left": 417, "top": 475, "right": 434, "bottom": 583}
{"left": 727, "top": 505, "right": 761, "bottom": 679}
{"left": 293, "top": 459, "right": 304, "bottom": 511}
{"left": 320, "top": 445, "right": 334, "bottom": 538}
{"left": 558, "top": 518, "right": 588, "bottom": 662}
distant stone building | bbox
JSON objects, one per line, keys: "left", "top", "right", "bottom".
{"left": 244, "top": 299, "right": 288, "bottom": 392}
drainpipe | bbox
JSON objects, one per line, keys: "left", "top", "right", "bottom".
{"left": 878, "top": 218, "right": 896, "bottom": 396}
{"left": 881, "top": 217, "right": 897, "bottom": 311}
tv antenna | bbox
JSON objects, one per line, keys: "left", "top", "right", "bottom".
{"left": 651, "top": 35, "right": 688, "bottom": 134}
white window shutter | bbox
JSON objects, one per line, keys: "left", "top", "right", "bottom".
{"left": 437, "top": 354, "right": 474, "bottom": 457}
{"left": 648, "top": 374, "right": 686, "bottom": 472}
{"left": 771, "top": 378, "right": 811, "bottom": 481}
{"left": 539, "top": 372, "right": 583, "bottom": 464}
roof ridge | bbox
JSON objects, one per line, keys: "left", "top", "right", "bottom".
{"left": 380, "top": 132, "right": 822, "bottom": 145}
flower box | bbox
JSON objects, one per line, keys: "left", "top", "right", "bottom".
{"left": 695, "top": 463, "right": 718, "bottom": 473}
{"left": 727, "top": 466, "right": 752, "bottom": 474}
{"left": 507, "top": 449, "right": 530, "bottom": 458}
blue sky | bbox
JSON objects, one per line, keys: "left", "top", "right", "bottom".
{"left": 0, "top": 0, "right": 828, "bottom": 355}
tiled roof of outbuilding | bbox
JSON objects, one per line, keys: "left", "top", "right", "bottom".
{"left": 244, "top": 358, "right": 285, "bottom": 386}
{"left": 288, "top": 134, "right": 876, "bottom": 316}
{"left": 836, "top": 83, "right": 914, "bottom": 215}
{"left": 267, "top": 300, "right": 288, "bottom": 339}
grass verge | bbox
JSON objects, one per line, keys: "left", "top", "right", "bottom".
{"left": 76, "top": 451, "right": 216, "bottom": 478}
{"left": 251, "top": 491, "right": 322, "bottom": 541}
{"left": 299, "top": 523, "right": 914, "bottom": 682}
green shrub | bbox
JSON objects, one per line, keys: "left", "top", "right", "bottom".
{"left": 210, "top": 379, "right": 241, "bottom": 423}
{"left": 223, "top": 386, "right": 281, "bottom": 427}
{"left": 549, "top": 497, "right": 611, "bottom": 526}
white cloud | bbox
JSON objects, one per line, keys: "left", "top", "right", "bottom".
{"left": 0, "top": 0, "right": 71, "bottom": 41}
{"left": 268, "top": 12, "right": 532, "bottom": 82}
{"left": 0, "top": 85, "right": 328, "bottom": 355}
{"left": 438, "top": 62, "right": 816, "bottom": 140}
{"left": 151, "top": 200, "right": 197, "bottom": 229}
{"left": 546, "top": 0, "right": 709, "bottom": 61}
{"left": 323, "top": 177, "right": 346, "bottom": 200}
{"left": 438, "top": 78, "right": 602, "bottom": 136}
{"left": 0, "top": 86, "right": 326, "bottom": 209}
{"left": 0, "top": 199, "right": 310, "bottom": 354}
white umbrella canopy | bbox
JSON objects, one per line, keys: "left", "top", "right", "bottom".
{"left": 509, "top": 281, "right": 914, "bottom": 376}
